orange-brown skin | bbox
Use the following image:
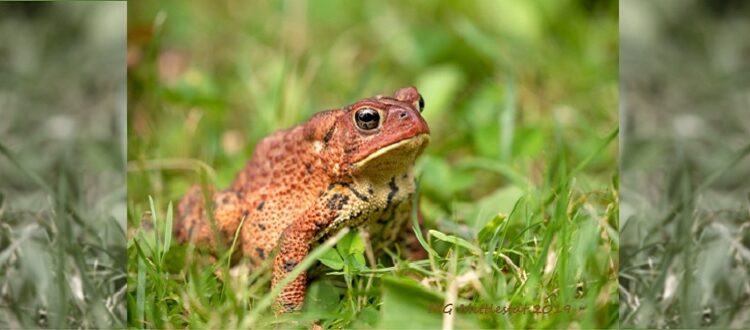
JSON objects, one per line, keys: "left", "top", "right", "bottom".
{"left": 174, "top": 86, "right": 429, "bottom": 312}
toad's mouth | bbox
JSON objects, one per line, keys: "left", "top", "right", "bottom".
{"left": 351, "top": 134, "right": 430, "bottom": 173}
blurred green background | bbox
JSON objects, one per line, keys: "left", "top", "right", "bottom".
{"left": 0, "top": 2, "right": 126, "bottom": 328}
{"left": 127, "top": 0, "right": 618, "bottom": 328}
{"left": 620, "top": 0, "right": 750, "bottom": 328}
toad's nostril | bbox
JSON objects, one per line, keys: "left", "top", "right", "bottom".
{"left": 398, "top": 111, "right": 409, "bottom": 120}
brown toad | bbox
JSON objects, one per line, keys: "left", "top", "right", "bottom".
{"left": 174, "top": 86, "right": 429, "bottom": 312}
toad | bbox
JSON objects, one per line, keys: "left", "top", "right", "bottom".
{"left": 174, "top": 86, "right": 429, "bottom": 312}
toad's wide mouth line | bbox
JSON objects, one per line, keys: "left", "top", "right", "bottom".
{"left": 352, "top": 133, "right": 430, "bottom": 168}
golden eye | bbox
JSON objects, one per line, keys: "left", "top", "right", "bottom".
{"left": 354, "top": 108, "right": 380, "bottom": 130}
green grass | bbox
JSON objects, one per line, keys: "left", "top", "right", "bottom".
{"left": 0, "top": 2, "right": 126, "bottom": 328}
{"left": 127, "top": 0, "right": 618, "bottom": 328}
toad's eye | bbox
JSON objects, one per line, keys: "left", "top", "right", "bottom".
{"left": 417, "top": 94, "right": 425, "bottom": 112}
{"left": 354, "top": 108, "right": 381, "bottom": 131}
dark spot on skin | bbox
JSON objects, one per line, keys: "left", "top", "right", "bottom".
{"left": 318, "top": 190, "right": 324, "bottom": 197}
{"left": 257, "top": 223, "right": 266, "bottom": 231}
{"left": 242, "top": 210, "right": 249, "bottom": 218}
{"left": 327, "top": 183, "right": 336, "bottom": 191}
{"left": 283, "top": 303, "right": 298, "bottom": 312}
{"left": 313, "top": 221, "right": 323, "bottom": 231}
{"left": 345, "top": 185, "right": 369, "bottom": 202}
{"left": 326, "top": 193, "right": 349, "bottom": 210}
{"left": 332, "top": 181, "right": 369, "bottom": 202}
{"left": 338, "top": 195, "right": 349, "bottom": 210}
{"left": 222, "top": 196, "right": 230, "bottom": 204}
{"left": 344, "top": 145, "right": 358, "bottom": 155}
{"left": 284, "top": 260, "right": 298, "bottom": 272}
{"left": 256, "top": 247, "right": 265, "bottom": 259}
{"left": 387, "top": 176, "right": 399, "bottom": 205}
{"left": 327, "top": 193, "right": 342, "bottom": 210}
{"left": 256, "top": 200, "right": 265, "bottom": 211}
{"left": 368, "top": 186, "right": 374, "bottom": 195}
{"left": 349, "top": 210, "right": 363, "bottom": 220}
{"left": 313, "top": 216, "right": 330, "bottom": 231}
{"left": 305, "top": 162, "right": 313, "bottom": 174}
{"left": 323, "top": 126, "right": 334, "bottom": 144}
{"left": 347, "top": 210, "right": 366, "bottom": 226}
{"left": 402, "top": 173, "right": 408, "bottom": 179}
{"left": 235, "top": 191, "right": 243, "bottom": 198}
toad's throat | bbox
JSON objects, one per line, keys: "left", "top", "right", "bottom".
{"left": 351, "top": 134, "right": 429, "bottom": 177}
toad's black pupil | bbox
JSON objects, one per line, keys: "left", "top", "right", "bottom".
{"left": 358, "top": 110, "right": 377, "bottom": 122}
{"left": 355, "top": 109, "right": 379, "bottom": 130}
{"left": 418, "top": 95, "right": 425, "bottom": 112}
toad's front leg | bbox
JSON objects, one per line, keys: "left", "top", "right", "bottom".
{"left": 272, "top": 205, "right": 337, "bottom": 313}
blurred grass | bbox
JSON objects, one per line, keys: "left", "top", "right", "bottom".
{"left": 127, "top": 0, "right": 618, "bottom": 328}
{"left": 620, "top": 0, "right": 750, "bottom": 328}
{"left": 0, "top": 2, "right": 126, "bottom": 328}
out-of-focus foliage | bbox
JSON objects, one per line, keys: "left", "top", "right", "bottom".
{"left": 0, "top": 2, "right": 126, "bottom": 328}
{"left": 621, "top": 0, "right": 750, "bottom": 328}
{"left": 127, "top": 0, "right": 618, "bottom": 328}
